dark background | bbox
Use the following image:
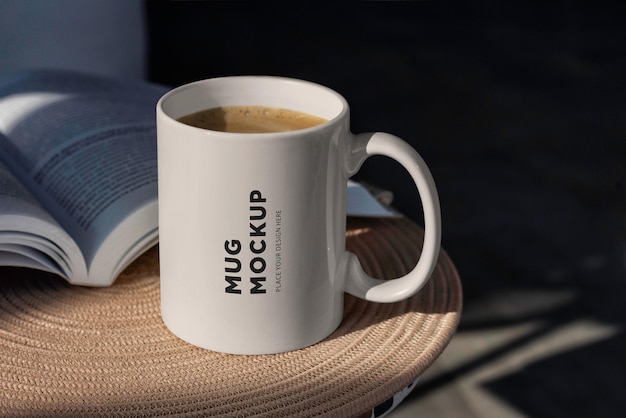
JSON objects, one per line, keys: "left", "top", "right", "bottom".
{"left": 146, "top": 3, "right": 626, "bottom": 415}
{"left": 143, "top": 2, "right": 626, "bottom": 415}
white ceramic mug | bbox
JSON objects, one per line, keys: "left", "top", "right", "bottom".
{"left": 157, "top": 76, "right": 441, "bottom": 354}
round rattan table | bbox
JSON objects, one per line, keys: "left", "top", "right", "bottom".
{"left": 0, "top": 216, "right": 461, "bottom": 417}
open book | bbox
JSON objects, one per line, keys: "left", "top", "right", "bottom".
{"left": 0, "top": 70, "right": 167, "bottom": 286}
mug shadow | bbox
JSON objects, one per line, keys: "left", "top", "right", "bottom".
{"left": 324, "top": 216, "right": 462, "bottom": 344}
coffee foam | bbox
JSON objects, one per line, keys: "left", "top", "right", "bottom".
{"left": 177, "top": 106, "right": 327, "bottom": 133}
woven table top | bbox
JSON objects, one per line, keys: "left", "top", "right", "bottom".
{"left": 0, "top": 216, "right": 462, "bottom": 417}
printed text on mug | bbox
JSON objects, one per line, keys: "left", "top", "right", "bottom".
{"left": 224, "top": 191, "right": 267, "bottom": 295}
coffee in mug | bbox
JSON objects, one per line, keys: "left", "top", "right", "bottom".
{"left": 157, "top": 76, "right": 441, "bottom": 355}
{"left": 177, "top": 105, "right": 327, "bottom": 133}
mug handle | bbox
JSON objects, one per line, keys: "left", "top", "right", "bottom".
{"left": 344, "top": 132, "right": 442, "bottom": 303}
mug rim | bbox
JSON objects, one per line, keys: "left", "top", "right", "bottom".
{"left": 156, "top": 75, "right": 349, "bottom": 138}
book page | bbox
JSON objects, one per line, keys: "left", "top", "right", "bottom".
{"left": 0, "top": 160, "right": 83, "bottom": 278}
{"left": 0, "top": 70, "right": 166, "bottom": 284}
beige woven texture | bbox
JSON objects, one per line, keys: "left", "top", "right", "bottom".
{"left": 0, "top": 217, "right": 461, "bottom": 417}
